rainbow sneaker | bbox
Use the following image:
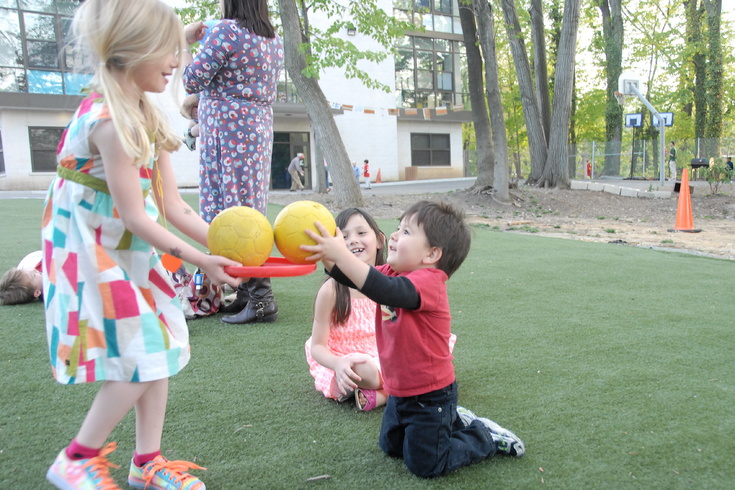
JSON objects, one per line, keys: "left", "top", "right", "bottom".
{"left": 46, "top": 442, "right": 120, "bottom": 490}
{"left": 128, "top": 455, "right": 206, "bottom": 490}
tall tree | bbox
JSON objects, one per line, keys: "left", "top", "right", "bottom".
{"left": 501, "top": 0, "right": 547, "bottom": 182}
{"left": 530, "top": 0, "right": 551, "bottom": 142}
{"left": 703, "top": 0, "right": 723, "bottom": 157}
{"left": 596, "top": 0, "right": 623, "bottom": 177}
{"left": 279, "top": 0, "right": 362, "bottom": 208}
{"left": 540, "top": 0, "right": 582, "bottom": 187}
{"left": 458, "top": 2, "right": 495, "bottom": 190}
{"left": 474, "top": 0, "right": 510, "bottom": 201}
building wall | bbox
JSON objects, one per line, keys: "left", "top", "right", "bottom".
{"left": 397, "top": 120, "right": 464, "bottom": 180}
{"left": 0, "top": 108, "right": 74, "bottom": 191}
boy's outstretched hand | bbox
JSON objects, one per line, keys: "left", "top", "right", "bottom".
{"left": 303, "top": 222, "right": 371, "bottom": 289}
{"left": 302, "top": 222, "right": 347, "bottom": 270}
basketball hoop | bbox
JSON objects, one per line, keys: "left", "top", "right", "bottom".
{"left": 614, "top": 91, "right": 626, "bottom": 106}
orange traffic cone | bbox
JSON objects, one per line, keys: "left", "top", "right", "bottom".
{"left": 376, "top": 169, "right": 382, "bottom": 184}
{"left": 668, "top": 168, "right": 702, "bottom": 233}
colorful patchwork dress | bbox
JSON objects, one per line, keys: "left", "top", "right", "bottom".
{"left": 182, "top": 20, "right": 283, "bottom": 222}
{"left": 41, "top": 94, "right": 190, "bottom": 385}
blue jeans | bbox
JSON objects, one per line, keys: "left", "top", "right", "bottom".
{"left": 378, "top": 382, "right": 497, "bottom": 478}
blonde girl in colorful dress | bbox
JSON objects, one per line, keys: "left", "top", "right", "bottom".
{"left": 305, "top": 209, "right": 388, "bottom": 411}
{"left": 43, "top": 1, "right": 241, "bottom": 488}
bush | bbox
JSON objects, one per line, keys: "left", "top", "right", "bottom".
{"left": 697, "top": 158, "right": 733, "bottom": 195}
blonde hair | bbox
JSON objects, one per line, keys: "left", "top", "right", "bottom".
{"left": 71, "top": 0, "right": 186, "bottom": 166}
{"left": 0, "top": 268, "right": 37, "bottom": 305}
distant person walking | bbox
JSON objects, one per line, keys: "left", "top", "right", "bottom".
{"left": 668, "top": 141, "right": 677, "bottom": 181}
{"left": 352, "top": 161, "right": 360, "bottom": 184}
{"left": 289, "top": 153, "right": 305, "bottom": 191}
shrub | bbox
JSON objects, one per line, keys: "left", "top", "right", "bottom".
{"left": 697, "top": 158, "right": 733, "bottom": 195}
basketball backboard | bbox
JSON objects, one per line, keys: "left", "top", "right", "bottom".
{"left": 625, "top": 113, "right": 642, "bottom": 128}
{"left": 651, "top": 112, "right": 674, "bottom": 127}
{"left": 618, "top": 71, "right": 642, "bottom": 96}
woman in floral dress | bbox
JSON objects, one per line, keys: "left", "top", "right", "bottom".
{"left": 183, "top": 0, "right": 284, "bottom": 325}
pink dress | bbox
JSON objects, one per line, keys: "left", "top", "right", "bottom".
{"left": 305, "top": 297, "right": 379, "bottom": 399}
{"left": 305, "top": 297, "right": 458, "bottom": 399}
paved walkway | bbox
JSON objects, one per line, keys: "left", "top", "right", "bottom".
{"left": 0, "top": 176, "right": 715, "bottom": 200}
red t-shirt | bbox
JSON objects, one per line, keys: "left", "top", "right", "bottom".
{"left": 363, "top": 164, "right": 370, "bottom": 177}
{"left": 373, "top": 265, "right": 455, "bottom": 397}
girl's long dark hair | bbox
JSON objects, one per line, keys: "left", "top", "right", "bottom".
{"left": 326, "top": 208, "right": 386, "bottom": 326}
{"left": 222, "top": 0, "right": 276, "bottom": 38}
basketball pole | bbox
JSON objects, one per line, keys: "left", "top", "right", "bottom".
{"left": 626, "top": 84, "right": 667, "bottom": 186}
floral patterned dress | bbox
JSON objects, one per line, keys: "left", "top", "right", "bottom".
{"left": 182, "top": 20, "right": 284, "bottom": 222}
{"left": 41, "top": 94, "right": 190, "bottom": 385}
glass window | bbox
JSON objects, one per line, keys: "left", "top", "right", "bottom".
{"left": 433, "top": 15, "right": 452, "bottom": 33}
{"left": 411, "top": 133, "right": 450, "bottom": 166}
{"left": 63, "top": 72, "right": 90, "bottom": 95}
{"left": 29, "top": 126, "right": 63, "bottom": 172}
{"left": 415, "top": 0, "right": 430, "bottom": 9}
{"left": 437, "top": 71, "right": 452, "bottom": 91}
{"left": 0, "top": 67, "right": 25, "bottom": 90}
{"left": 24, "top": 12, "right": 55, "bottom": 39}
{"left": 434, "top": 0, "right": 451, "bottom": 14}
{"left": 393, "top": 0, "right": 412, "bottom": 9}
{"left": 56, "top": 0, "right": 80, "bottom": 15}
{"left": 414, "top": 37, "right": 433, "bottom": 50}
{"left": 0, "top": 8, "right": 22, "bottom": 66}
{"left": 26, "top": 40, "right": 58, "bottom": 67}
{"left": 1, "top": 1, "right": 81, "bottom": 94}
{"left": 415, "top": 50, "right": 432, "bottom": 70}
{"left": 27, "top": 69, "right": 62, "bottom": 93}
{"left": 19, "top": 0, "right": 54, "bottom": 13}
{"left": 420, "top": 12, "right": 433, "bottom": 30}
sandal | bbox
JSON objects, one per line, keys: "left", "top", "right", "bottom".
{"left": 355, "top": 388, "right": 377, "bottom": 411}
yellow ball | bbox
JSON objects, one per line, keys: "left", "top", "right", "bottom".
{"left": 273, "top": 201, "right": 336, "bottom": 264}
{"left": 207, "top": 206, "right": 274, "bottom": 266}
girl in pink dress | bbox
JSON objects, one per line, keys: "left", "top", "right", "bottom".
{"left": 305, "top": 209, "right": 388, "bottom": 411}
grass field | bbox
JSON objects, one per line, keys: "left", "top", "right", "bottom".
{"left": 1, "top": 195, "right": 734, "bottom": 489}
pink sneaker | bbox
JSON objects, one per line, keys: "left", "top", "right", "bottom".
{"left": 46, "top": 442, "right": 120, "bottom": 489}
{"left": 128, "top": 455, "right": 206, "bottom": 489}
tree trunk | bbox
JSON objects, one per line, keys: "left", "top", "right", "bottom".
{"left": 597, "top": 0, "right": 623, "bottom": 177}
{"left": 279, "top": 0, "right": 363, "bottom": 208}
{"left": 540, "top": 0, "right": 581, "bottom": 188}
{"left": 686, "top": 0, "right": 707, "bottom": 146}
{"left": 458, "top": 3, "right": 494, "bottom": 190}
{"left": 530, "top": 0, "right": 551, "bottom": 143}
{"left": 474, "top": 0, "right": 509, "bottom": 202}
{"left": 703, "top": 0, "right": 723, "bottom": 158}
{"left": 501, "top": 0, "right": 547, "bottom": 184}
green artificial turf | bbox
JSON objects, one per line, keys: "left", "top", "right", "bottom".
{"left": 1, "top": 195, "right": 734, "bottom": 488}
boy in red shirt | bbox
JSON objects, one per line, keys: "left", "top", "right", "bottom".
{"left": 305, "top": 200, "right": 524, "bottom": 477}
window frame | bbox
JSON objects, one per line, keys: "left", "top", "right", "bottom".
{"left": 29, "top": 125, "right": 63, "bottom": 172}
{"left": 410, "top": 132, "right": 450, "bottom": 167}
{"left": 0, "top": 0, "right": 85, "bottom": 95}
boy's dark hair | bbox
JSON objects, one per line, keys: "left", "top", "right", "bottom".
{"left": 400, "top": 200, "right": 470, "bottom": 278}
{"left": 0, "top": 268, "right": 37, "bottom": 305}
{"left": 328, "top": 208, "right": 386, "bottom": 326}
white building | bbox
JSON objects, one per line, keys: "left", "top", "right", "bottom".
{"left": 0, "top": 0, "right": 469, "bottom": 191}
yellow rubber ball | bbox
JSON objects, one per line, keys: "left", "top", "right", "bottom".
{"left": 273, "top": 201, "right": 336, "bottom": 264}
{"left": 207, "top": 206, "right": 274, "bottom": 267}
